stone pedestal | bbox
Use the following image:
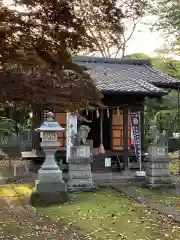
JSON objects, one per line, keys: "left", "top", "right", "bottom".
{"left": 145, "top": 144, "right": 174, "bottom": 188}
{"left": 68, "top": 145, "right": 95, "bottom": 192}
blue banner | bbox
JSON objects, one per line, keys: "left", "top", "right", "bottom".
{"left": 130, "top": 111, "right": 141, "bottom": 161}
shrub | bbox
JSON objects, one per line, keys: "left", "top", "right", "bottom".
{"left": 0, "top": 148, "right": 8, "bottom": 160}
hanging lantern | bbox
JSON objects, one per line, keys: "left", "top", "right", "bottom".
{"left": 107, "top": 108, "right": 110, "bottom": 118}
{"left": 96, "top": 108, "right": 99, "bottom": 118}
{"left": 117, "top": 107, "right": 120, "bottom": 116}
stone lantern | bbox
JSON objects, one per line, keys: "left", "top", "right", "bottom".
{"left": 30, "top": 112, "right": 68, "bottom": 205}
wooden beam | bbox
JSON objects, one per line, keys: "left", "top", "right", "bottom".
{"left": 123, "top": 106, "right": 129, "bottom": 170}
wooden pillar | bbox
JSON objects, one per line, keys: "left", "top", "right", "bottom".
{"left": 123, "top": 106, "right": 129, "bottom": 170}
{"left": 32, "top": 106, "right": 41, "bottom": 152}
{"left": 109, "top": 109, "right": 113, "bottom": 149}
{"left": 140, "top": 109, "right": 144, "bottom": 152}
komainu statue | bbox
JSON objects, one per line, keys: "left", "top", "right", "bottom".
{"left": 149, "top": 126, "right": 167, "bottom": 146}
{"left": 74, "top": 125, "right": 91, "bottom": 145}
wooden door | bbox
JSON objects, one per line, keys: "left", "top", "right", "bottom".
{"left": 112, "top": 109, "right": 131, "bottom": 150}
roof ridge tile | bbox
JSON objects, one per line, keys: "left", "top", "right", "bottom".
{"left": 72, "top": 55, "right": 151, "bottom": 66}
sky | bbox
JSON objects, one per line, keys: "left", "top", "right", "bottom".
{"left": 125, "top": 16, "right": 165, "bottom": 56}
{"left": 3, "top": 0, "right": 179, "bottom": 59}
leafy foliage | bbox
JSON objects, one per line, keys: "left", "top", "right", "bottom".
{"left": 153, "top": 0, "right": 180, "bottom": 39}
{"left": 144, "top": 90, "right": 180, "bottom": 151}
{"left": 75, "top": 0, "right": 149, "bottom": 57}
{"left": 127, "top": 53, "right": 180, "bottom": 150}
{"left": 0, "top": 116, "right": 24, "bottom": 144}
{"left": 0, "top": 0, "right": 150, "bottom": 111}
{"left": 152, "top": 0, "right": 180, "bottom": 55}
{"left": 127, "top": 53, "right": 180, "bottom": 79}
{"left": 144, "top": 91, "right": 178, "bottom": 146}
{"left": 0, "top": 107, "right": 31, "bottom": 143}
{"left": 0, "top": 148, "right": 8, "bottom": 160}
{"left": 0, "top": 0, "right": 101, "bottom": 110}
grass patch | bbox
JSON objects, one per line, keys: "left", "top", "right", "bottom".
{"left": 0, "top": 212, "right": 20, "bottom": 234}
{"left": 170, "top": 159, "right": 179, "bottom": 175}
{"left": 0, "top": 211, "right": 57, "bottom": 240}
{"left": 1, "top": 184, "right": 180, "bottom": 239}
{"left": 131, "top": 186, "right": 180, "bottom": 209}
{"left": 0, "top": 212, "right": 37, "bottom": 238}
{"left": 38, "top": 188, "right": 180, "bottom": 240}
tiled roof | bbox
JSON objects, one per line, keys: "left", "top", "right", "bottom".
{"left": 123, "top": 63, "right": 178, "bottom": 86}
{"left": 72, "top": 56, "right": 178, "bottom": 94}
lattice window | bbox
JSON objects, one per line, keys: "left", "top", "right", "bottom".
{"left": 40, "top": 108, "right": 52, "bottom": 121}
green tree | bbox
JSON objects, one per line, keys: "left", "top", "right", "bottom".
{"left": 0, "top": 106, "right": 31, "bottom": 143}
{"left": 127, "top": 53, "right": 180, "bottom": 78}
{"left": 154, "top": 0, "right": 180, "bottom": 37}
{"left": 1, "top": 0, "right": 100, "bottom": 111}
{"left": 1, "top": 0, "right": 149, "bottom": 111}
{"left": 152, "top": 0, "right": 180, "bottom": 55}
{"left": 75, "top": 0, "right": 148, "bottom": 58}
{"left": 127, "top": 53, "right": 180, "bottom": 149}
{"left": 145, "top": 91, "right": 178, "bottom": 134}
{"left": 144, "top": 90, "right": 178, "bottom": 150}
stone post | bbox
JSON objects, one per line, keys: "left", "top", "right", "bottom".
{"left": 30, "top": 112, "right": 68, "bottom": 205}
{"left": 68, "top": 145, "right": 95, "bottom": 192}
{"left": 145, "top": 144, "right": 174, "bottom": 188}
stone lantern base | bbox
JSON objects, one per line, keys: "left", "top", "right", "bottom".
{"left": 30, "top": 169, "right": 68, "bottom": 206}
{"left": 30, "top": 181, "right": 68, "bottom": 206}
